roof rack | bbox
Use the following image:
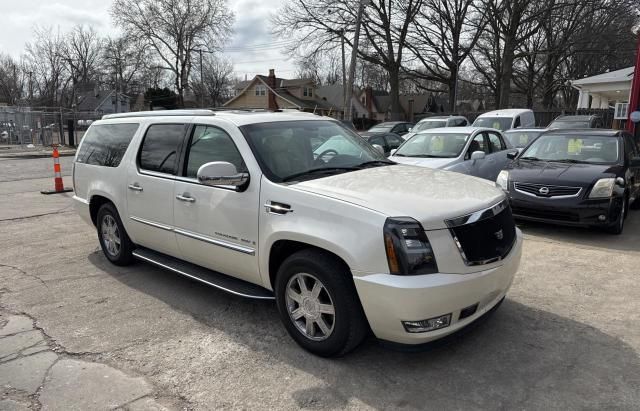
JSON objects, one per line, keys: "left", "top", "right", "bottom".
{"left": 102, "top": 109, "right": 216, "bottom": 120}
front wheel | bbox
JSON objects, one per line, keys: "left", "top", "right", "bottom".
{"left": 275, "top": 249, "right": 368, "bottom": 357}
{"left": 97, "top": 203, "right": 135, "bottom": 265}
{"left": 605, "top": 196, "right": 627, "bottom": 235}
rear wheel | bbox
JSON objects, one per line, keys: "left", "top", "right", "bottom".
{"left": 275, "top": 249, "right": 368, "bottom": 357}
{"left": 97, "top": 203, "right": 135, "bottom": 265}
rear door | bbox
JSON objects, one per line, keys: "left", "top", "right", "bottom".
{"left": 172, "top": 122, "right": 262, "bottom": 285}
{"left": 126, "top": 123, "right": 187, "bottom": 257}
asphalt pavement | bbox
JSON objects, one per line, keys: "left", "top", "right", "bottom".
{"left": 0, "top": 156, "right": 639, "bottom": 410}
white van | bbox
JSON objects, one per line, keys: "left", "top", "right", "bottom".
{"left": 472, "top": 109, "right": 535, "bottom": 131}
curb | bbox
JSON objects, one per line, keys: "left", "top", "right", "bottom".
{"left": 0, "top": 152, "right": 76, "bottom": 159}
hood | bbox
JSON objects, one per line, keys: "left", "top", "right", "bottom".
{"left": 389, "top": 156, "right": 458, "bottom": 170}
{"left": 506, "top": 159, "right": 623, "bottom": 186}
{"left": 292, "top": 165, "right": 505, "bottom": 230}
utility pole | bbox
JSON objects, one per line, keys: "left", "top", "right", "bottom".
{"left": 340, "top": 30, "right": 347, "bottom": 120}
{"left": 346, "top": 0, "right": 369, "bottom": 121}
{"left": 200, "top": 48, "right": 204, "bottom": 108}
{"left": 28, "top": 71, "right": 33, "bottom": 107}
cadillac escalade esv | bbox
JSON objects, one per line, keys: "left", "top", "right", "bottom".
{"left": 72, "top": 110, "right": 522, "bottom": 357}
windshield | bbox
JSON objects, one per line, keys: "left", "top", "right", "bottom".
{"left": 472, "top": 117, "right": 513, "bottom": 131}
{"left": 504, "top": 130, "right": 543, "bottom": 148}
{"left": 414, "top": 120, "right": 446, "bottom": 131}
{"left": 394, "top": 132, "right": 470, "bottom": 158}
{"left": 548, "top": 120, "right": 590, "bottom": 129}
{"left": 241, "top": 120, "right": 390, "bottom": 182}
{"left": 368, "top": 125, "right": 394, "bottom": 133}
{"left": 520, "top": 134, "right": 620, "bottom": 164}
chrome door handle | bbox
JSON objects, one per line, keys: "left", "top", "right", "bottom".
{"left": 176, "top": 194, "right": 195, "bottom": 203}
{"left": 128, "top": 184, "right": 143, "bottom": 192}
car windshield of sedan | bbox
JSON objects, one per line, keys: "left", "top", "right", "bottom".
{"left": 393, "top": 132, "right": 469, "bottom": 158}
{"left": 548, "top": 120, "right": 590, "bottom": 129}
{"left": 472, "top": 117, "right": 513, "bottom": 131}
{"left": 520, "top": 134, "right": 619, "bottom": 164}
{"left": 413, "top": 120, "right": 446, "bottom": 131}
{"left": 367, "top": 125, "right": 394, "bottom": 133}
{"left": 241, "top": 120, "right": 390, "bottom": 182}
{"left": 504, "top": 130, "right": 543, "bottom": 148}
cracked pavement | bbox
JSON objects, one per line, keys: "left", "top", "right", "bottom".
{"left": 1, "top": 155, "right": 639, "bottom": 410}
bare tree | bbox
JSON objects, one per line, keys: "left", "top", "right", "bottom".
{"left": 273, "top": 0, "right": 424, "bottom": 120}
{"left": 192, "top": 54, "right": 234, "bottom": 107}
{"left": 405, "top": 0, "right": 486, "bottom": 111}
{"left": 103, "top": 35, "right": 150, "bottom": 96}
{"left": 111, "top": 0, "right": 234, "bottom": 107}
{"left": 61, "top": 25, "right": 103, "bottom": 88}
{"left": 24, "top": 26, "right": 67, "bottom": 106}
{"left": 0, "top": 54, "right": 26, "bottom": 105}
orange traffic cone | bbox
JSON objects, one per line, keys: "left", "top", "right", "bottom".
{"left": 41, "top": 145, "right": 73, "bottom": 195}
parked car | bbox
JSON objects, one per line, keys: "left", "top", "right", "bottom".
{"left": 547, "top": 115, "right": 604, "bottom": 129}
{"left": 497, "top": 129, "right": 640, "bottom": 234}
{"left": 359, "top": 132, "right": 405, "bottom": 156}
{"left": 361, "top": 121, "right": 414, "bottom": 137}
{"left": 503, "top": 128, "right": 546, "bottom": 150}
{"left": 472, "top": 109, "right": 535, "bottom": 131}
{"left": 402, "top": 115, "right": 469, "bottom": 140}
{"left": 73, "top": 110, "right": 522, "bottom": 356}
{"left": 389, "top": 127, "right": 517, "bottom": 181}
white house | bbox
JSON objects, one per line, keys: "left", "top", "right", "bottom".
{"left": 571, "top": 67, "right": 634, "bottom": 111}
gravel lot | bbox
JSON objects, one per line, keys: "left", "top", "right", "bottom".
{"left": 0, "top": 156, "right": 639, "bottom": 410}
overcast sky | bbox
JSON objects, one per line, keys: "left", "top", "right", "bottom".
{"left": 0, "top": 0, "right": 295, "bottom": 79}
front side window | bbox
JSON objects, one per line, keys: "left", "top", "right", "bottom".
{"left": 394, "top": 132, "right": 470, "bottom": 158}
{"left": 467, "top": 134, "right": 487, "bottom": 159}
{"left": 184, "top": 125, "right": 246, "bottom": 178}
{"left": 241, "top": 120, "right": 388, "bottom": 182}
{"left": 385, "top": 134, "right": 404, "bottom": 149}
{"left": 139, "top": 124, "right": 186, "bottom": 174}
{"left": 472, "top": 117, "right": 513, "bottom": 131}
{"left": 521, "top": 134, "right": 620, "bottom": 164}
{"left": 76, "top": 123, "right": 139, "bottom": 167}
{"left": 486, "top": 132, "right": 506, "bottom": 152}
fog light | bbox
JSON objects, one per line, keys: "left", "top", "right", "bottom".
{"left": 402, "top": 313, "right": 452, "bottom": 333}
{"left": 598, "top": 215, "right": 607, "bottom": 221}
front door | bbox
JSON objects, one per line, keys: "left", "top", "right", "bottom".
{"left": 173, "top": 123, "right": 261, "bottom": 285}
{"left": 126, "top": 123, "right": 187, "bottom": 257}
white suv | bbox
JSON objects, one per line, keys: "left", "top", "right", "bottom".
{"left": 72, "top": 110, "right": 522, "bottom": 356}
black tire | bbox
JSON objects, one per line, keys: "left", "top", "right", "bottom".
{"left": 274, "top": 249, "right": 368, "bottom": 357}
{"left": 96, "top": 202, "right": 135, "bottom": 266}
{"left": 630, "top": 194, "right": 640, "bottom": 210}
{"left": 605, "top": 196, "right": 627, "bottom": 235}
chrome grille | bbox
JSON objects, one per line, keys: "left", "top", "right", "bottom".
{"left": 514, "top": 182, "right": 582, "bottom": 198}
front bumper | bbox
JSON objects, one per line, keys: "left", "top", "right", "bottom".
{"left": 353, "top": 229, "right": 522, "bottom": 345}
{"left": 508, "top": 193, "right": 623, "bottom": 227}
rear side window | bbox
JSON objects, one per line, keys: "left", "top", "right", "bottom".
{"left": 139, "top": 124, "right": 186, "bottom": 174}
{"left": 76, "top": 123, "right": 139, "bottom": 167}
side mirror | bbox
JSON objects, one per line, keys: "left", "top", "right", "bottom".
{"left": 630, "top": 157, "right": 640, "bottom": 168}
{"left": 197, "top": 161, "right": 249, "bottom": 188}
{"left": 390, "top": 149, "right": 398, "bottom": 156}
{"left": 507, "top": 150, "right": 518, "bottom": 160}
{"left": 372, "top": 144, "right": 385, "bottom": 154}
{"left": 471, "top": 151, "right": 486, "bottom": 161}
{"left": 615, "top": 177, "right": 626, "bottom": 187}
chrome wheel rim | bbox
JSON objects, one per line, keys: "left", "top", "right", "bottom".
{"left": 101, "top": 215, "right": 121, "bottom": 257}
{"left": 285, "top": 273, "right": 335, "bottom": 341}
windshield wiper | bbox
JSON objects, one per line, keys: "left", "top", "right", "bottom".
{"left": 553, "top": 159, "right": 588, "bottom": 164}
{"left": 282, "top": 167, "right": 358, "bottom": 182}
{"left": 520, "top": 156, "right": 542, "bottom": 161}
{"left": 354, "top": 160, "right": 395, "bottom": 168}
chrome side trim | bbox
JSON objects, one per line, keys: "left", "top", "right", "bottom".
{"left": 445, "top": 199, "right": 508, "bottom": 228}
{"left": 174, "top": 228, "right": 256, "bottom": 255}
{"left": 129, "top": 216, "right": 173, "bottom": 232}
{"left": 132, "top": 251, "right": 272, "bottom": 300}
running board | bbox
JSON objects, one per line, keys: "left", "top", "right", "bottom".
{"left": 132, "top": 247, "right": 275, "bottom": 300}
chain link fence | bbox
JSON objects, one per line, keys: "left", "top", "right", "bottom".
{"left": 0, "top": 107, "right": 102, "bottom": 147}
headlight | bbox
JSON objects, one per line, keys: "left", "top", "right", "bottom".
{"left": 383, "top": 218, "right": 438, "bottom": 275}
{"left": 589, "top": 178, "right": 615, "bottom": 199}
{"left": 496, "top": 170, "right": 509, "bottom": 191}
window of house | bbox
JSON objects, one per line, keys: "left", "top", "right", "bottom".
{"left": 255, "top": 85, "right": 266, "bottom": 96}
{"left": 303, "top": 87, "right": 313, "bottom": 97}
